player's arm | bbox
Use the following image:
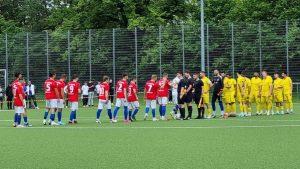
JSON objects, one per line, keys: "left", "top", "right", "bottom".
{"left": 269, "top": 84, "right": 273, "bottom": 97}
{"left": 133, "top": 88, "right": 138, "bottom": 100}
{"left": 180, "top": 86, "right": 185, "bottom": 99}
{"left": 290, "top": 78, "right": 293, "bottom": 94}
{"left": 105, "top": 89, "right": 109, "bottom": 102}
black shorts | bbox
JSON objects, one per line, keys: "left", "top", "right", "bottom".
{"left": 178, "top": 94, "right": 193, "bottom": 104}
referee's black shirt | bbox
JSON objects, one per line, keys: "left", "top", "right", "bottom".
{"left": 212, "top": 75, "right": 223, "bottom": 94}
{"left": 193, "top": 79, "right": 204, "bottom": 97}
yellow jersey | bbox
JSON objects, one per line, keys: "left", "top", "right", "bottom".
{"left": 224, "top": 78, "right": 236, "bottom": 93}
{"left": 245, "top": 77, "right": 251, "bottom": 94}
{"left": 201, "top": 76, "right": 211, "bottom": 94}
{"left": 273, "top": 78, "right": 283, "bottom": 95}
{"left": 250, "top": 77, "right": 262, "bottom": 94}
{"left": 261, "top": 75, "right": 273, "bottom": 96}
{"left": 282, "top": 77, "right": 292, "bottom": 94}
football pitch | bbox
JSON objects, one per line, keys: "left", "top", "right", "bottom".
{"left": 1, "top": 100, "right": 300, "bottom": 169}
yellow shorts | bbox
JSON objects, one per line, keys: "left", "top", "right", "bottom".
{"left": 202, "top": 94, "right": 209, "bottom": 104}
{"left": 224, "top": 92, "right": 235, "bottom": 104}
{"left": 261, "top": 96, "right": 272, "bottom": 104}
{"left": 274, "top": 93, "right": 283, "bottom": 103}
{"left": 283, "top": 93, "right": 292, "bottom": 103}
{"left": 249, "top": 93, "right": 260, "bottom": 103}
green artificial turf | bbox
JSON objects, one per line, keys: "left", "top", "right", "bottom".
{"left": 0, "top": 98, "right": 300, "bottom": 169}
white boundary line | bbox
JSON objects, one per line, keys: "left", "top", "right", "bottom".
{"left": 0, "top": 124, "right": 300, "bottom": 129}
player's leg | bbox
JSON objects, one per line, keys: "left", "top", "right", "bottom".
{"left": 211, "top": 93, "right": 217, "bottom": 117}
{"left": 128, "top": 102, "right": 133, "bottom": 121}
{"left": 57, "top": 99, "right": 64, "bottom": 125}
{"left": 151, "top": 100, "right": 157, "bottom": 121}
{"left": 123, "top": 99, "right": 129, "bottom": 122}
{"left": 49, "top": 99, "right": 58, "bottom": 125}
{"left": 144, "top": 100, "right": 151, "bottom": 120}
{"left": 113, "top": 98, "right": 121, "bottom": 122}
{"left": 171, "top": 91, "right": 179, "bottom": 118}
{"left": 158, "top": 97, "right": 162, "bottom": 117}
{"left": 131, "top": 101, "right": 139, "bottom": 121}
{"left": 203, "top": 94, "right": 211, "bottom": 118}
{"left": 43, "top": 100, "right": 50, "bottom": 125}
{"left": 106, "top": 100, "right": 112, "bottom": 121}
{"left": 218, "top": 95, "right": 225, "bottom": 117}
{"left": 160, "top": 97, "right": 168, "bottom": 120}
{"left": 266, "top": 96, "right": 272, "bottom": 115}
{"left": 15, "top": 107, "right": 25, "bottom": 127}
{"left": 96, "top": 100, "right": 104, "bottom": 123}
{"left": 69, "top": 102, "right": 75, "bottom": 124}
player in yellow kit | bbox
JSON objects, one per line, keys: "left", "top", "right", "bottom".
{"left": 200, "top": 71, "right": 213, "bottom": 118}
{"left": 236, "top": 71, "right": 248, "bottom": 117}
{"left": 260, "top": 71, "right": 273, "bottom": 115}
{"left": 249, "top": 72, "right": 262, "bottom": 115}
{"left": 282, "top": 72, "right": 293, "bottom": 114}
{"left": 223, "top": 73, "right": 236, "bottom": 118}
{"left": 244, "top": 75, "right": 252, "bottom": 116}
{"left": 273, "top": 72, "right": 284, "bottom": 115}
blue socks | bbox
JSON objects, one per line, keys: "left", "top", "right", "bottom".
{"left": 145, "top": 107, "right": 150, "bottom": 114}
{"left": 107, "top": 109, "right": 112, "bottom": 120}
{"left": 69, "top": 111, "right": 75, "bottom": 121}
{"left": 159, "top": 105, "right": 162, "bottom": 116}
{"left": 74, "top": 111, "right": 77, "bottom": 120}
{"left": 17, "top": 114, "right": 21, "bottom": 125}
{"left": 113, "top": 107, "right": 120, "bottom": 118}
{"left": 219, "top": 100, "right": 224, "bottom": 111}
{"left": 132, "top": 108, "right": 139, "bottom": 118}
{"left": 44, "top": 111, "right": 49, "bottom": 120}
{"left": 152, "top": 109, "right": 156, "bottom": 118}
{"left": 57, "top": 112, "right": 62, "bottom": 122}
{"left": 128, "top": 110, "right": 132, "bottom": 119}
{"left": 14, "top": 113, "right": 18, "bottom": 123}
{"left": 124, "top": 106, "right": 128, "bottom": 120}
{"left": 96, "top": 109, "right": 102, "bottom": 119}
{"left": 50, "top": 113, "right": 55, "bottom": 122}
{"left": 162, "top": 106, "right": 166, "bottom": 116}
{"left": 23, "top": 116, "right": 28, "bottom": 124}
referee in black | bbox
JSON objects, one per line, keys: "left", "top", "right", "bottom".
{"left": 178, "top": 70, "right": 193, "bottom": 120}
{"left": 193, "top": 72, "right": 204, "bottom": 119}
{"left": 211, "top": 69, "right": 224, "bottom": 117}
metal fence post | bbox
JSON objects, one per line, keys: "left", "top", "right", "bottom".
{"left": 112, "top": 28, "right": 116, "bottom": 88}
{"left": 285, "top": 20, "right": 289, "bottom": 74}
{"left": 46, "top": 31, "right": 49, "bottom": 77}
{"left": 206, "top": 24, "right": 210, "bottom": 78}
{"left": 159, "top": 26, "right": 162, "bottom": 78}
{"left": 26, "top": 33, "right": 30, "bottom": 81}
{"left": 181, "top": 24, "right": 185, "bottom": 73}
{"left": 88, "top": 29, "right": 92, "bottom": 81}
{"left": 231, "top": 23, "right": 235, "bottom": 77}
{"left": 5, "top": 33, "right": 8, "bottom": 88}
{"left": 67, "top": 30, "right": 71, "bottom": 81}
{"left": 259, "top": 21, "right": 262, "bottom": 73}
{"left": 134, "top": 27, "right": 138, "bottom": 85}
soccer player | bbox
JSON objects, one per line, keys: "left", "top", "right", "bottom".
{"left": 112, "top": 74, "right": 129, "bottom": 123}
{"left": 236, "top": 71, "right": 246, "bottom": 117}
{"left": 178, "top": 71, "right": 194, "bottom": 120}
{"left": 244, "top": 73, "right": 252, "bottom": 116}
{"left": 128, "top": 78, "right": 139, "bottom": 121}
{"left": 200, "top": 71, "right": 213, "bottom": 119}
{"left": 67, "top": 74, "right": 81, "bottom": 124}
{"left": 170, "top": 72, "right": 183, "bottom": 119}
{"left": 260, "top": 70, "right": 273, "bottom": 115}
{"left": 282, "top": 72, "right": 293, "bottom": 114}
{"left": 43, "top": 72, "right": 60, "bottom": 126}
{"left": 193, "top": 72, "right": 204, "bottom": 119}
{"left": 157, "top": 73, "right": 171, "bottom": 120}
{"left": 250, "top": 72, "right": 262, "bottom": 115}
{"left": 13, "top": 75, "right": 26, "bottom": 128}
{"left": 273, "top": 72, "right": 284, "bottom": 115}
{"left": 56, "top": 74, "right": 67, "bottom": 125}
{"left": 96, "top": 76, "right": 112, "bottom": 124}
{"left": 144, "top": 75, "right": 159, "bottom": 121}
{"left": 211, "top": 69, "right": 224, "bottom": 117}
{"left": 223, "top": 73, "right": 237, "bottom": 118}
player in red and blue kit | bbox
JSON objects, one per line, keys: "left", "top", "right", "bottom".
{"left": 96, "top": 76, "right": 112, "bottom": 124}
{"left": 112, "top": 74, "right": 129, "bottom": 123}
{"left": 56, "top": 74, "right": 67, "bottom": 125}
{"left": 67, "top": 74, "right": 81, "bottom": 124}
{"left": 128, "top": 78, "right": 139, "bottom": 121}
{"left": 12, "top": 73, "right": 26, "bottom": 127}
{"left": 157, "top": 73, "right": 171, "bottom": 120}
{"left": 144, "top": 75, "right": 159, "bottom": 121}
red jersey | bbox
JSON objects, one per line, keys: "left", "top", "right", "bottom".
{"left": 98, "top": 82, "right": 110, "bottom": 100}
{"left": 144, "top": 80, "right": 159, "bottom": 100}
{"left": 67, "top": 81, "right": 80, "bottom": 102}
{"left": 14, "top": 82, "right": 25, "bottom": 106}
{"left": 12, "top": 80, "right": 19, "bottom": 96}
{"left": 44, "top": 78, "right": 58, "bottom": 100}
{"left": 56, "top": 80, "right": 66, "bottom": 99}
{"left": 116, "top": 79, "right": 128, "bottom": 99}
{"left": 157, "top": 79, "right": 170, "bottom": 97}
{"left": 128, "top": 82, "right": 138, "bottom": 102}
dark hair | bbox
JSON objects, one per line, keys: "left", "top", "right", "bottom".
{"left": 274, "top": 72, "right": 279, "bottom": 75}
{"left": 14, "top": 72, "right": 21, "bottom": 78}
{"left": 103, "top": 76, "right": 109, "bottom": 81}
{"left": 185, "top": 70, "right": 190, "bottom": 74}
{"left": 177, "top": 71, "right": 183, "bottom": 75}
{"left": 237, "top": 70, "right": 243, "bottom": 75}
{"left": 200, "top": 71, "right": 206, "bottom": 74}
{"left": 163, "top": 73, "right": 168, "bottom": 77}
{"left": 61, "top": 74, "right": 67, "bottom": 79}
{"left": 282, "top": 71, "right": 287, "bottom": 75}
{"left": 49, "top": 72, "right": 56, "bottom": 78}
{"left": 72, "top": 74, "right": 78, "bottom": 80}
{"left": 122, "top": 73, "right": 128, "bottom": 78}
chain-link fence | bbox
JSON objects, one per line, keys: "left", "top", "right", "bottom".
{"left": 0, "top": 21, "right": 299, "bottom": 96}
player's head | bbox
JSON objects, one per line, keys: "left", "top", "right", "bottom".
{"left": 122, "top": 73, "right": 128, "bottom": 80}
{"left": 261, "top": 70, "right": 268, "bottom": 78}
{"left": 177, "top": 71, "right": 183, "bottom": 78}
{"left": 237, "top": 70, "right": 243, "bottom": 77}
{"left": 28, "top": 81, "right": 31, "bottom": 85}
{"left": 163, "top": 73, "right": 168, "bottom": 79}
{"left": 226, "top": 72, "right": 232, "bottom": 78}
{"left": 72, "top": 74, "right": 79, "bottom": 81}
{"left": 184, "top": 70, "right": 191, "bottom": 78}
{"left": 253, "top": 72, "right": 259, "bottom": 77}
{"left": 60, "top": 74, "right": 67, "bottom": 81}
{"left": 220, "top": 72, "right": 225, "bottom": 77}
{"left": 84, "top": 81, "right": 88, "bottom": 85}
{"left": 49, "top": 72, "right": 56, "bottom": 79}
{"left": 151, "top": 74, "right": 157, "bottom": 81}
{"left": 200, "top": 71, "right": 206, "bottom": 78}
{"left": 14, "top": 72, "right": 22, "bottom": 80}
{"left": 274, "top": 72, "right": 279, "bottom": 79}
{"left": 103, "top": 76, "right": 109, "bottom": 82}
{"left": 193, "top": 72, "right": 199, "bottom": 80}
{"left": 213, "top": 69, "right": 219, "bottom": 75}
{"left": 131, "top": 78, "right": 137, "bottom": 83}
{"left": 282, "top": 71, "right": 288, "bottom": 78}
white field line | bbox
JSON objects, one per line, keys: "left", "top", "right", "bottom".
{"left": 1, "top": 124, "right": 300, "bottom": 129}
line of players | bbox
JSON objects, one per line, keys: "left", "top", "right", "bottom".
{"left": 11, "top": 68, "right": 293, "bottom": 127}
